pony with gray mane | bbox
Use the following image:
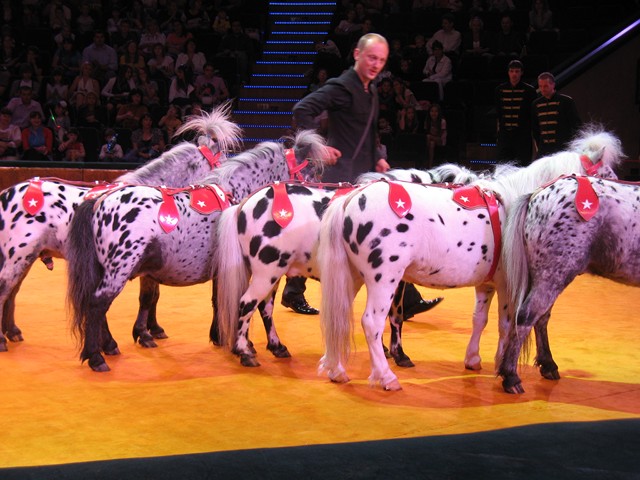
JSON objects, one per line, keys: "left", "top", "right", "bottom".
{"left": 317, "top": 126, "right": 623, "bottom": 391}
{"left": 498, "top": 142, "right": 634, "bottom": 394}
{"left": 0, "top": 104, "right": 242, "bottom": 352}
{"left": 213, "top": 164, "right": 479, "bottom": 367}
{"left": 67, "top": 130, "right": 329, "bottom": 371}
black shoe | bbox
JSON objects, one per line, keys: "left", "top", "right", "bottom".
{"left": 281, "top": 295, "right": 319, "bottom": 315}
{"left": 403, "top": 297, "right": 443, "bottom": 321}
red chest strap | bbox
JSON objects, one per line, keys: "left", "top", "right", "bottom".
{"left": 271, "top": 182, "right": 294, "bottom": 228}
{"left": 22, "top": 178, "right": 45, "bottom": 215}
{"left": 452, "top": 185, "right": 502, "bottom": 282}
{"left": 198, "top": 145, "right": 222, "bottom": 169}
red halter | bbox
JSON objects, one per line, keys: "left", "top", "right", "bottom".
{"left": 284, "top": 148, "right": 309, "bottom": 181}
{"left": 580, "top": 154, "right": 602, "bottom": 176}
{"left": 198, "top": 145, "right": 223, "bottom": 169}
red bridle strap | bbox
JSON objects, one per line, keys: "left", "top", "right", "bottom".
{"left": 580, "top": 154, "right": 602, "bottom": 176}
{"left": 284, "top": 148, "right": 309, "bottom": 181}
{"left": 199, "top": 145, "right": 223, "bottom": 169}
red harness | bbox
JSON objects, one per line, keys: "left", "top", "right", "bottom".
{"left": 157, "top": 184, "right": 231, "bottom": 233}
{"left": 284, "top": 148, "right": 309, "bottom": 182}
{"left": 535, "top": 174, "right": 600, "bottom": 221}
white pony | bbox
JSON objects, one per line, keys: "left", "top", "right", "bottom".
{"left": 317, "top": 127, "right": 624, "bottom": 390}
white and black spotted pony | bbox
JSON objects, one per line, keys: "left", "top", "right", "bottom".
{"left": 67, "top": 130, "right": 329, "bottom": 371}
{"left": 317, "top": 127, "right": 623, "bottom": 391}
{"left": 0, "top": 105, "right": 242, "bottom": 352}
{"left": 497, "top": 170, "right": 640, "bottom": 394}
{"left": 213, "top": 164, "right": 479, "bottom": 367}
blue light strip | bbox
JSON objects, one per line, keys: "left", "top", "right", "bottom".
{"left": 266, "top": 40, "right": 314, "bottom": 44}
{"left": 270, "top": 2, "right": 337, "bottom": 5}
{"left": 238, "top": 124, "right": 291, "bottom": 128}
{"left": 273, "top": 21, "right": 331, "bottom": 25}
{"left": 239, "top": 98, "right": 299, "bottom": 102}
{"left": 234, "top": 110, "right": 293, "bottom": 115}
{"left": 244, "top": 85, "right": 306, "bottom": 89}
{"left": 263, "top": 51, "right": 316, "bottom": 55}
{"left": 270, "top": 12, "right": 333, "bottom": 15}
{"left": 271, "top": 31, "right": 327, "bottom": 35}
{"left": 252, "top": 73, "right": 306, "bottom": 78}
{"left": 256, "top": 61, "right": 313, "bottom": 65}
{"left": 243, "top": 137, "right": 287, "bottom": 143}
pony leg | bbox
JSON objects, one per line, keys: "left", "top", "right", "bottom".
{"left": 362, "top": 285, "right": 401, "bottom": 391}
{"left": 387, "top": 284, "right": 414, "bottom": 367}
{"left": 3, "top": 283, "right": 24, "bottom": 342}
{"left": 80, "top": 298, "right": 114, "bottom": 372}
{"left": 132, "top": 277, "right": 163, "bottom": 348}
{"left": 533, "top": 311, "right": 560, "bottom": 380}
{"left": 145, "top": 279, "right": 168, "bottom": 340}
{"left": 464, "top": 284, "right": 495, "bottom": 370}
{"left": 258, "top": 285, "right": 291, "bottom": 359}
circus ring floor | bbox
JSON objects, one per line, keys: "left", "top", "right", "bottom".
{"left": 1, "top": 261, "right": 639, "bottom": 479}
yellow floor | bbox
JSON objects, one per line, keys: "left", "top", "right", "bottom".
{"left": 1, "top": 261, "right": 639, "bottom": 468}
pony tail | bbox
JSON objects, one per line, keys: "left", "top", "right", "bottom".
{"left": 502, "top": 193, "right": 531, "bottom": 312}
{"left": 66, "top": 200, "right": 102, "bottom": 357}
{"left": 318, "top": 194, "right": 355, "bottom": 377}
{"left": 213, "top": 205, "right": 248, "bottom": 350}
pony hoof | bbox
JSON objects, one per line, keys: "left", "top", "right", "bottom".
{"left": 138, "top": 338, "right": 158, "bottom": 348}
{"left": 88, "top": 354, "right": 110, "bottom": 372}
{"left": 393, "top": 356, "right": 415, "bottom": 368}
{"left": 541, "top": 369, "right": 560, "bottom": 380}
{"left": 0, "top": 340, "right": 7, "bottom": 352}
{"left": 104, "top": 347, "right": 121, "bottom": 356}
{"left": 383, "top": 379, "right": 403, "bottom": 391}
{"left": 502, "top": 377, "right": 525, "bottom": 394}
{"left": 151, "top": 331, "right": 168, "bottom": 340}
{"left": 464, "top": 355, "right": 482, "bottom": 371}
{"left": 329, "top": 372, "right": 350, "bottom": 384}
{"left": 8, "top": 333, "right": 24, "bottom": 342}
{"left": 240, "top": 354, "right": 260, "bottom": 367}
{"left": 268, "top": 344, "right": 291, "bottom": 358}
{"left": 91, "top": 362, "right": 111, "bottom": 372}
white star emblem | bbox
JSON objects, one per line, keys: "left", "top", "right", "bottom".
{"left": 197, "top": 200, "right": 206, "bottom": 208}
{"left": 160, "top": 214, "right": 178, "bottom": 225}
{"left": 277, "top": 209, "right": 290, "bottom": 218}
{"left": 581, "top": 199, "right": 593, "bottom": 210}
{"left": 395, "top": 198, "right": 406, "bottom": 209}
{"left": 460, "top": 195, "right": 470, "bottom": 203}
{"left": 28, "top": 198, "right": 38, "bottom": 207}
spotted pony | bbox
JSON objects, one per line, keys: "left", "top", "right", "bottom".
{"left": 0, "top": 104, "right": 242, "bottom": 352}
{"left": 497, "top": 171, "right": 640, "bottom": 394}
{"left": 67, "top": 130, "right": 329, "bottom": 371}
{"left": 213, "top": 164, "right": 479, "bottom": 367}
{"left": 317, "top": 126, "right": 623, "bottom": 391}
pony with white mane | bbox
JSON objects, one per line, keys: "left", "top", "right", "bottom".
{"left": 317, "top": 126, "right": 623, "bottom": 391}
{"left": 213, "top": 164, "right": 479, "bottom": 367}
{"left": 498, "top": 164, "right": 640, "bottom": 394}
{"left": 0, "top": 104, "right": 242, "bottom": 352}
{"left": 67, "top": 130, "right": 330, "bottom": 372}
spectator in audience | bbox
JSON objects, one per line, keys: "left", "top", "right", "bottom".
{"left": 0, "top": 107, "right": 22, "bottom": 160}
{"left": 69, "top": 61, "right": 101, "bottom": 110}
{"left": 102, "top": 65, "right": 137, "bottom": 120}
{"left": 135, "top": 66, "right": 160, "bottom": 106}
{"left": 106, "top": 7, "right": 124, "bottom": 38}
{"left": 165, "top": 20, "right": 193, "bottom": 58}
{"left": 462, "top": 15, "right": 493, "bottom": 59}
{"left": 110, "top": 19, "right": 139, "bottom": 56}
{"left": 307, "top": 67, "right": 329, "bottom": 94}
{"left": 211, "top": 9, "right": 231, "bottom": 36}
{"left": 528, "top": 0, "right": 554, "bottom": 33}
{"left": 9, "top": 64, "right": 41, "bottom": 101}
{"left": 395, "top": 57, "right": 420, "bottom": 83}
{"left": 82, "top": 30, "right": 118, "bottom": 83}
{"left": 99, "top": 128, "right": 124, "bottom": 161}
{"left": 422, "top": 40, "right": 452, "bottom": 101}
{"left": 488, "top": 0, "right": 515, "bottom": 13}
{"left": 57, "top": 127, "right": 85, "bottom": 161}
{"left": 120, "top": 40, "right": 146, "bottom": 71}
{"left": 44, "top": 68, "right": 69, "bottom": 112}
{"left": 148, "top": 43, "right": 175, "bottom": 80}
{"left": 24, "top": 46, "right": 44, "bottom": 84}
{"left": 115, "top": 88, "right": 148, "bottom": 129}
{"left": 48, "top": 2, "right": 71, "bottom": 34}
{"left": 124, "top": 112, "right": 165, "bottom": 162}
{"left": 424, "top": 103, "right": 446, "bottom": 167}
{"left": 427, "top": 13, "right": 462, "bottom": 62}
{"left": 75, "top": 91, "right": 107, "bottom": 129}
{"left": 403, "top": 33, "right": 429, "bottom": 78}
{"left": 47, "top": 100, "right": 71, "bottom": 148}
{"left": 75, "top": 4, "right": 96, "bottom": 39}
{"left": 168, "top": 63, "right": 196, "bottom": 107}
{"left": 139, "top": 19, "right": 166, "bottom": 58}
{"left": 21, "top": 111, "right": 53, "bottom": 161}
{"left": 52, "top": 37, "right": 82, "bottom": 85}
{"left": 158, "top": 0, "right": 182, "bottom": 34}
{"left": 53, "top": 24, "right": 76, "bottom": 50}
{"left": 492, "top": 13, "right": 525, "bottom": 58}
{"left": 182, "top": 0, "right": 210, "bottom": 32}
{"left": 194, "top": 62, "right": 229, "bottom": 109}
{"left": 0, "top": 33, "right": 21, "bottom": 99}
{"left": 392, "top": 78, "right": 419, "bottom": 112}
{"left": 397, "top": 105, "right": 421, "bottom": 134}
{"left": 7, "top": 86, "right": 44, "bottom": 129}
{"left": 333, "top": 8, "right": 362, "bottom": 37}
{"left": 176, "top": 38, "right": 206, "bottom": 76}
{"left": 158, "top": 104, "right": 183, "bottom": 143}
{"left": 217, "top": 20, "right": 254, "bottom": 83}
{"left": 125, "top": 0, "right": 146, "bottom": 34}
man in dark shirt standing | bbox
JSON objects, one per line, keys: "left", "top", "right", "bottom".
{"left": 532, "top": 71, "right": 582, "bottom": 158}
{"left": 495, "top": 59, "right": 536, "bottom": 165}
{"left": 282, "top": 33, "right": 442, "bottom": 319}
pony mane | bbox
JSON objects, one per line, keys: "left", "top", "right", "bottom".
{"left": 117, "top": 142, "right": 201, "bottom": 184}
{"left": 478, "top": 125, "right": 624, "bottom": 207}
{"left": 432, "top": 163, "right": 480, "bottom": 184}
{"left": 286, "top": 129, "right": 328, "bottom": 175}
{"left": 175, "top": 101, "right": 243, "bottom": 154}
{"left": 202, "top": 141, "right": 284, "bottom": 187}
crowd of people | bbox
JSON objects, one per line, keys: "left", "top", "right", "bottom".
{"left": 0, "top": 0, "right": 255, "bottom": 162}
{"left": 311, "top": 0, "right": 566, "bottom": 165}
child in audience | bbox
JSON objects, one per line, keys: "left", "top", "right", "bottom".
{"left": 98, "top": 128, "right": 124, "bottom": 161}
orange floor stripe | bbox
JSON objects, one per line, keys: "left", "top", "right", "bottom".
{"left": 1, "top": 261, "right": 639, "bottom": 468}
